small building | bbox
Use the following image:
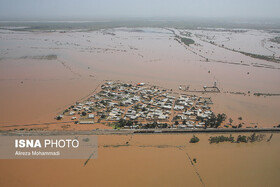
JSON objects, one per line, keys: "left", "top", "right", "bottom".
{"left": 195, "top": 124, "right": 204, "bottom": 128}
{"left": 178, "top": 125, "right": 187, "bottom": 129}
{"left": 88, "top": 114, "right": 95, "bottom": 119}
{"left": 174, "top": 105, "right": 184, "bottom": 110}
{"left": 163, "top": 105, "right": 172, "bottom": 110}
{"left": 79, "top": 120, "right": 94, "bottom": 124}
{"left": 137, "top": 83, "right": 145, "bottom": 86}
{"left": 187, "top": 124, "right": 194, "bottom": 128}
{"left": 69, "top": 111, "right": 75, "bottom": 116}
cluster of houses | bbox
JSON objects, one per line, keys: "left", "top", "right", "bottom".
{"left": 57, "top": 81, "right": 215, "bottom": 129}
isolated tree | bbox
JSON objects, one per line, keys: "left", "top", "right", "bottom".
{"left": 189, "top": 135, "right": 200, "bottom": 143}
{"left": 127, "top": 120, "right": 133, "bottom": 126}
{"left": 118, "top": 118, "right": 126, "bottom": 127}
{"left": 56, "top": 116, "right": 62, "bottom": 120}
{"left": 229, "top": 118, "right": 233, "bottom": 125}
{"left": 162, "top": 123, "right": 168, "bottom": 128}
{"left": 216, "top": 113, "right": 227, "bottom": 128}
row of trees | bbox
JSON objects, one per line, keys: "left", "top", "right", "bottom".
{"left": 174, "top": 113, "right": 227, "bottom": 128}
{"left": 205, "top": 113, "right": 227, "bottom": 128}
{"left": 208, "top": 133, "right": 267, "bottom": 144}
{"left": 117, "top": 118, "right": 134, "bottom": 128}
{"left": 116, "top": 119, "right": 168, "bottom": 129}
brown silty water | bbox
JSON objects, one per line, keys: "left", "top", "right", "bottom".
{"left": 0, "top": 133, "right": 279, "bottom": 187}
{"left": 0, "top": 27, "right": 280, "bottom": 186}
{"left": 0, "top": 27, "right": 279, "bottom": 128}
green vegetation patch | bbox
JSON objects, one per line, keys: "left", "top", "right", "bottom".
{"left": 20, "top": 55, "right": 57, "bottom": 60}
{"left": 236, "top": 135, "right": 247, "bottom": 143}
{"left": 180, "top": 37, "right": 195, "bottom": 46}
{"left": 240, "top": 51, "right": 279, "bottom": 63}
{"left": 103, "top": 144, "right": 130, "bottom": 148}
{"left": 209, "top": 135, "right": 234, "bottom": 144}
{"left": 209, "top": 133, "right": 267, "bottom": 144}
{"left": 193, "top": 158, "right": 197, "bottom": 163}
{"left": 189, "top": 135, "right": 200, "bottom": 143}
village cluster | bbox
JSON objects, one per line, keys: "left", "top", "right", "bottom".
{"left": 57, "top": 81, "right": 214, "bottom": 129}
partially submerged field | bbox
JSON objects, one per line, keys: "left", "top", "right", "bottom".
{"left": 0, "top": 27, "right": 280, "bottom": 129}
{"left": 0, "top": 133, "right": 279, "bottom": 187}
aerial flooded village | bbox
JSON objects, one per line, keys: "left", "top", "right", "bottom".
{"left": 57, "top": 81, "right": 226, "bottom": 130}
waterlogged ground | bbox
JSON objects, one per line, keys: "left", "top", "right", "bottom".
{"left": 187, "top": 29, "right": 280, "bottom": 57}
{"left": 0, "top": 133, "right": 279, "bottom": 187}
{"left": 0, "top": 27, "right": 280, "bottom": 128}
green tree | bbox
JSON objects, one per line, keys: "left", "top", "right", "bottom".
{"left": 216, "top": 113, "right": 227, "bottom": 128}
{"left": 56, "top": 116, "right": 62, "bottom": 120}
{"left": 205, "top": 113, "right": 226, "bottom": 128}
{"left": 190, "top": 135, "right": 200, "bottom": 143}
{"left": 236, "top": 135, "right": 247, "bottom": 143}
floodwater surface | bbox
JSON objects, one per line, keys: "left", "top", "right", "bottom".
{"left": 0, "top": 133, "right": 279, "bottom": 187}
{"left": 0, "top": 27, "right": 280, "bottom": 128}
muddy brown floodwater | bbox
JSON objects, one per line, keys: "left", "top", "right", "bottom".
{"left": 0, "top": 27, "right": 280, "bottom": 186}
{"left": 0, "top": 133, "right": 279, "bottom": 187}
{"left": 0, "top": 27, "right": 280, "bottom": 128}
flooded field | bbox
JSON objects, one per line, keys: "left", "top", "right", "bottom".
{"left": 0, "top": 27, "right": 280, "bottom": 128}
{"left": 1, "top": 0, "right": 280, "bottom": 185}
{"left": 0, "top": 133, "right": 279, "bottom": 187}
